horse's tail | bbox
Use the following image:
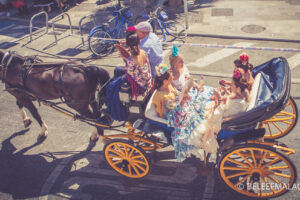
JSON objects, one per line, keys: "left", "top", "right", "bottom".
{"left": 84, "top": 66, "right": 110, "bottom": 108}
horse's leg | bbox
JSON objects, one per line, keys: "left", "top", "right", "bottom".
{"left": 21, "top": 98, "right": 48, "bottom": 140}
{"left": 67, "top": 103, "right": 103, "bottom": 142}
{"left": 16, "top": 101, "right": 32, "bottom": 128}
{"left": 90, "top": 94, "right": 101, "bottom": 117}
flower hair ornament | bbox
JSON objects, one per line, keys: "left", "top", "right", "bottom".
{"left": 233, "top": 69, "right": 242, "bottom": 80}
{"left": 172, "top": 44, "right": 179, "bottom": 57}
{"left": 156, "top": 63, "right": 169, "bottom": 77}
{"left": 126, "top": 26, "right": 137, "bottom": 32}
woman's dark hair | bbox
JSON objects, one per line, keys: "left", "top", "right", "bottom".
{"left": 234, "top": 59, "right": 242, "bottom": 67}
{"left": 234, "top": 58, "right": 253, "bottom": 71}
{"left": 233, "top": 74, "right": 249, "bottom": 92}
{"left": 126, "top": 32, "right": 140, "bottom": 56}
{"left": 154, "top": 71, "right": 170, "bottom": 90}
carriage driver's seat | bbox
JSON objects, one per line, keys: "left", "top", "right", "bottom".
{"left": 119, "top": 81, "right": 152, "bottom": 114}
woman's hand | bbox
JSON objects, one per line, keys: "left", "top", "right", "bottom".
{"left": 114, "top": 44, "right": 130, "bottom": 60}
{"left": 180, "top": 94, "right": 191, "bottom": 106}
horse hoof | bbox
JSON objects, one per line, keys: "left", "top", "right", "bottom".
{"left": 37, "top": 133, "right": 48, "bottom": 142}
{"left": 24, "top": 118, "right": 32, "bottom": 128}
{"left": 90, "top": 136, "right": 99, "bottom": 143}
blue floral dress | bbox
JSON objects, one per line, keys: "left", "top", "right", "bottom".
{"left": 167, "top": 86, "right": 214, "bottom": 161}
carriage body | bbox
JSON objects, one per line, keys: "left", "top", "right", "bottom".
{"left": 101, "top": 57, "right": 298, "bottom": 199}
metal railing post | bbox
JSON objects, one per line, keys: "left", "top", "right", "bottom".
{"left": 51, "top": 12, "right": 73, "bottom": 44}
{"left": 29, "top": 11, "right": 48, "bottom": 42}
{"left": 79, "top": 14, "right": 96, "bottom": 46}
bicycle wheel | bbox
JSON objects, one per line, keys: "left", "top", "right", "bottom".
{"left": 88, "top": 29, "right": 114, "bottom": 57}
{"left": 164, "top": 20, "right": 187, "bottom": 39}
{"left": 218, "top": 144, "right": 297, "bottom": 198}
{"left": 104, "top": 139, "right": 150, "bottom": 178}
{"left": 262, "top": 97, "right": 298, "bottom": 140}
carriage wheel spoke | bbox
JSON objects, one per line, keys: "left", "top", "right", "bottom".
{"left": 226, "top": 158, "right": 251, "bottom": 169}
{"left": 111, "top": 160, "right": 122, "bottom": 166}
{"left": 268, "top": 171, "right": 291, "bottom": 179}
{"left": 258, "top": 181, "right": 262, "bottom": 197}
{"left": 132, "top": 159, "right": 147, "bottom": 165}
{"left": 128, "top": 164, "right": 132, "bottom": 176}
{"left": 234, "top": 174, "right": 251, "bottom": 188}
{"left": 226, "top": 171, "right": 249, "bottom": 180}
{"left": 263, "top": 177, "right": 276, "bottom": 194}
{"left": 114, "top": 144, "right": 125, "bottom": 156}
{"left": 258, "top": 152, "right": 267, "bottom": 168}
{"left": 265, "top": 174, "right": 280, "bottom": 184}
{"left": 237, "top": 152, "right": 254, "bottom": 168}
{"left": 131, "top": 155, "right": 144, "bottom": 159}
{"left": 281, "top": 120, "right": 292, "bottom": 125}
{"left": 133, "top": 162, "right": 146, "bottom": 171}
{"left": 130, "top": 163, "right": 140, "bottom": 176}
{"left": 128, "top": 148, "right": 134, "bottom": 158}
{"left": 108, "top": 155, "right": 122, "bottom": 159}
{"left": 261, "top": 157, "right": 281, "bottom": 169}
{"left": 108, "top": 148, "right": 123, "bottom": 157}
{"left": 266, "top": 123, "right": 273, "bottom": 136}
{"left": 268, "top": 165, "right": 289, "bottom": 170}
{"left": 222, "top": 166, "right": 248, "bottom": 171}
{"left": 279, "top": 111, "right": 295, "bottom": 118}
{"left": 271, "top": 122, "right": 283, "bottom": 133}
{"left": 250, "top": 150, "right": 257, "bottom": 167}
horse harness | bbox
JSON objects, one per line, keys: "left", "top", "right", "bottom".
{"left": 0, "top": 51, "right": 93, "bottom": 105}
{"left": 0, "top": 51, "right": 15, "bottom": 83}
{"left": 57, "top": 64, "right": 92, "bottom": 104}
{"left": 0, "top": 51, "right": 41, "bottom": 84}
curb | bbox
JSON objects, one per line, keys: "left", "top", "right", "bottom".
{"left": 2, "top": 17, "right": 300, "bottom": 44}
{"left": 187, "top": 33, "right": 300, "bottom": 44}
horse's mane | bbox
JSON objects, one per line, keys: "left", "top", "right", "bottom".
{"left": 12, "top": 51, "right": 27, "bottom": 63}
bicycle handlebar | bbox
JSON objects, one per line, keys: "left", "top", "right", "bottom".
{"left": 147, "top": 7, "right": 162, "bottom": 20}
{"left": 113, "top": 6, "right": 129, "bottom": 17}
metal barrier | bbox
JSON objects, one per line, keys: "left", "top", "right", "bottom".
{"left": 51, "top": 12, "right": 73, "bottom": 44}
{"left": 29, "top": 11, "right": 48, "bottom": 42}
{"left": 79, "top": 14, "right": 96, "bottom": 46}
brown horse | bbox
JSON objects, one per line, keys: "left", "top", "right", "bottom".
{"left": 0, "top": 50, "right": 110, "bottom": 140}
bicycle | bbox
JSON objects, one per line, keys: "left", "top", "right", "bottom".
{"left": 135, "top": 6, "right": 187, "bottom": 42}
{"left": 88, "top": 5, "right": 133, "bottom": 57}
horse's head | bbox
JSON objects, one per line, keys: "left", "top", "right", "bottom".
{"left": 0, "top": 51, "right": 25, "bottom": 83}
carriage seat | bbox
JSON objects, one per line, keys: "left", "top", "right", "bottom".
{"left": 144, "top": 90, "right": 168, "bottom": 124}
{"left": 246, "top": 72, "right": 262, "bottom": 111}
{"left": 119, "top": 82, "right": 152, "bottom": 114}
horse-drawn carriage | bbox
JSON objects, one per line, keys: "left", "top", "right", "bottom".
{"left": 100, "top": 57, "right": 298, "bottom": 199}
{"left": 0, "top": 51, "right": 298, "bottom": 199}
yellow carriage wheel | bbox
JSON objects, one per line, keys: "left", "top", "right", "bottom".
{"left": 218, "top": 144, "right": 297, "bottom": 199}
{"left": 263, "top": 97, "right": 298, "bottom": 140}
{"left": 104, "top": 139, "right": 150, "bottom": 178}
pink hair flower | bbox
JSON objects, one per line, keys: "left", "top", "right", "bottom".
{"left": 233, "top": 69, "right": 241, "bottom": 80}
{"left": 126, "top": 26, "right": 136, "bottom": 32}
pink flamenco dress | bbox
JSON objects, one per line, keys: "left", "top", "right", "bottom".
{"left": 124, "top": 57, "right": 153, "bottom": 100}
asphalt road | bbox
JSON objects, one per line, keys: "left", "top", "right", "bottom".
{"left": 0, "top": 19, "right": 300, "bottom": 200}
